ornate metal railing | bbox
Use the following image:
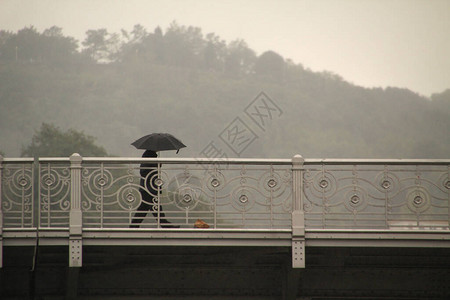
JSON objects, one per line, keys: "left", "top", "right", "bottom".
{"left": 39, "top": 156, "right": 293, "bottom": 229}
{"left": 0, "top": 157, "right": 34, "bottom": 228}
{"left": 39, "top": 158, "right": 71, "bottom": 228}
{"left": 303, "top": 159, "right": 450, "bottom": 229}
{"left": 1, "top": 155, "right": 449, "bottom": 230}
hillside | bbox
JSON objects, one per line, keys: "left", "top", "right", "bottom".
{"left": 0, "top": 25, "right": 449, "bottom": 158}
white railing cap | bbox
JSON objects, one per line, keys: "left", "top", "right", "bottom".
{"left": 37, "top": 157, "right": 450, "bottom": 166}
{"left": 305, "top": 158, "right": 450, "bottom": 165}
{"left": 2, "top": 157, "right": 35, "bottom": 163}
{"left": 81, "top": 157, "right": 293, "bottom": 165}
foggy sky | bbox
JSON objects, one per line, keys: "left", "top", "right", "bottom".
{"left": 1, "top": 0, "right": 449, "bottom": 97}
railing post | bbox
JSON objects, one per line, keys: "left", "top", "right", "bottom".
{"left": 291, "top": 154, "right": 305, "bottom": 268}
{"left": 69, "top": 153, "right": 82, "bottom": 267}
{"left": 0, "top": 155, "right": 3, "bottom": 268}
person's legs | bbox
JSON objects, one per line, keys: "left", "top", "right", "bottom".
{"left": 130, "top": 189, "right": 152, "bottom": 228}
{"left": 131, "top": 189, "right": 179, "bottom": 228}
{"left": 150, "top": 196, "right": 180, "bottom": 228}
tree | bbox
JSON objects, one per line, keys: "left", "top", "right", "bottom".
{"left": 203, "top": 32, "right": 226, "bottom": 71}
{"left": 41, "top": 26, "right": 79, "bottom": 65}
{"left": 21, "top": 123, "right": 108, "bottom": 157}
{"left": 0, "top": 26, "right": 79, "bottom": 65}
{"left": 254, "top": 50, "right": 285, "bottom": 82}
{"left": 431, "top": 89, "right": 450, "bottom": 102}
{"left": 224, "top": 39, "right": 256, "bottom": 78}
{"left": 152, "top": 26, "right": 165, "bottom": 63}
{"left": 0, "top": 26, "right": 41, "bottom": 62}
{"left": 0, "top": 30, "right": 13, "bottom": 57}
{"left": 431, "top": 89, "right": 450, "bottom": 115}
{"left": 82, "top": 28, "right": 119, "bottom": 63}
{"left": 118, "top": 24, "right": 153, "bottom": 63}
{"left": 163, "top": 22, "right": 204, "bottom": 67}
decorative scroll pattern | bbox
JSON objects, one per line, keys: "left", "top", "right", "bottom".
{"left": 303, "top": 164, "right": 450, "bottom": 229}
{"left": 80, "top": 163, "right": 292, "bottom": 229}
{"left": 1, "top": 162, "right": 34, "bottom": 228}
{"left": 39, "top": 163, "right": 71, "bottom": 227}
{"left": 81, "top": 163, "right": 140, "bottom": 228}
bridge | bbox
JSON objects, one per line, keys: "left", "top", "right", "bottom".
{"left": 1, "top": 154, "right": 449, "bottom": 299}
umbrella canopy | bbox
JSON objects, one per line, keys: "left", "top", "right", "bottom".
{"left": 131, "top": 133, "right": 186, "bottom": 152}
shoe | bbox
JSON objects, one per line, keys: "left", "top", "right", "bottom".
{"left": 161, "top": 224, "right": 180, "bottom": 228}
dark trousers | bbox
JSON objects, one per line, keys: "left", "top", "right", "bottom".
{"left": 130, "top": 188, "right": 170, "bottom": 227}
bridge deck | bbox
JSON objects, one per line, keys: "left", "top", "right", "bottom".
{"left": 4, "top": 227, "right": 450, "bottom": 247}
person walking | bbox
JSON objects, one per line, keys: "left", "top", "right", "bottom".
{"left": 130, "top": 150, "right": 179, "bottom": 228}
{"left": 130, "top": 133, "right": 186, "bottom": 228}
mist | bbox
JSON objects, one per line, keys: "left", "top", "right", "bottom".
{"left": 1, "top": 0, "right": 449, "bottom": 97}
{"left": 0, "top": 1, "right": 449, "bottom": 159}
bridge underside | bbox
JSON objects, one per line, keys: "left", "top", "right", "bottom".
{"left": 1, "top": 245, "right": 449, "bottom": 299}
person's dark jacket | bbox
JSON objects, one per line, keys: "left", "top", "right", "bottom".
{"left": 140, "top": 150, "right": 159, "bottom": 199}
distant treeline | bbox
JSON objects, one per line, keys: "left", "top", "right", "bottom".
{"left": 0, "top": 24, "right": 449, "bottom": 158}
{"left": 0, "top": 23, "right": 343, "bottom": 81}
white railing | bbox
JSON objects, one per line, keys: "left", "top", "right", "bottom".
{"left": 39, "top": 157, "right": 71, "bottom": 228}
{"left": 39, "top": 156, "right": 293, "bottom": 229}
{"left": 0, "top": 157, "right": 35, "bottom": 229}
{"left": 303, "top": 159, "right": 450, "bottom": 229}
{"left": 1, "top": 155, "right": 449, "bottom": 230}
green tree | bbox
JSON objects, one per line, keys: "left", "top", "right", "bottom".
{"left": 203, "top": 32, "right": 226, "bottom": 71}
{"left": 41, "top": 26, "right": 79, "bottom": 65}
{"left": 224, "top": 39, "right": 256, "bottom": 78}
{"left": 152, "top": 26, "right": 165, "bottom": 63}
{"left": 0, "top": 26, "right": 79, "bottom": 65}
{"left": 0, "top": 26, "right": 41, "bottom": 62}
{"left": 81, "top": 28, "right": 120, "bottom": 63}
{"left": 431, "top": 89, "right": 450, "bottom": 115}
{"left": 21, "top": 123, "right": 108, "bottom": 157}
{"left": 0, "top": 30, "right": 13, "bottom": 54}
{"left": 163, "top": 22, "right": 204, "bottom": 67}
{"left": 118, "top": 24, "right": 149, "bottom": 63}
{"left": 254, "top": 50, "right": 285, "bottom": 82}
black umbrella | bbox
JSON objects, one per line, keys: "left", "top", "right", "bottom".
{"left": 131, "top": 133, "right": 186, "bottom": 152}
